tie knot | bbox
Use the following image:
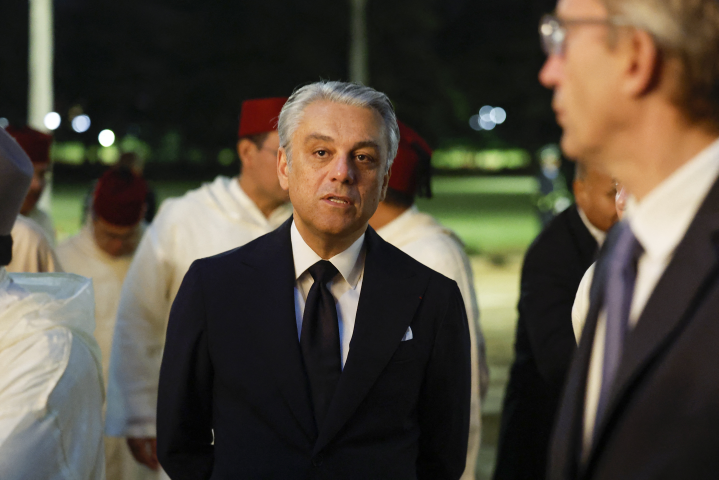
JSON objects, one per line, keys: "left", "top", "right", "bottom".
{"left": 308, "top": 260, "right": 339, "bottom": 284}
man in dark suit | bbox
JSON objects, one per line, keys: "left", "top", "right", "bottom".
{"left": 494, "top": 163, "right": 617, "bottom": 480}
{"left": 538, "top": 0, "right": 719, "bottom": 478}
{"left": 157, "top": 81, "right": 471, "bottom": 479}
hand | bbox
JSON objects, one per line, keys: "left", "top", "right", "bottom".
{"left": 127, "top": 437, "right": 160, "bottom": 470}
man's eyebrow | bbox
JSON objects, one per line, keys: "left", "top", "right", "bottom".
{"left": 304, "top": 133, "right": 334, "bottom": 143}
{"left": 353, "top": 140, "right": 381, "bottom": 151}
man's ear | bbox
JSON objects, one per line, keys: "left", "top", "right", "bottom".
{"left": 622, "top": 28, "right": 661, "bottom": 98}
{"left": 277, "top": 147, "right": 290, "bottom": 192}
{"left": 237, "top": 138, "right": 257, "bottom": 167}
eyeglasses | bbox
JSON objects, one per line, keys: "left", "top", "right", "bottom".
{"left": 539, "top": 14, "right": 627, "bottom": 56}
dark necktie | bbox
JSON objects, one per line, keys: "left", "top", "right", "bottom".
{"left": 594, "top": 223, "right": 644, "bottom": 436}
{"left": 300, "top": 260, "right": 342, "bottom": 430}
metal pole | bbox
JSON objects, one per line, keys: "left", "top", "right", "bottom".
{"left": 28, "top": 0, "right": 54, "bottom": 213}
{"left": 349, "top": 0, "right": 369, "bottom": 85}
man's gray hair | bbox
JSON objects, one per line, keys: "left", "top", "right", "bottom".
{"left": 278, "top": 81, "right": 400, "bottom": 171}
{"left": 601, "top": 0, "right": 719, "bottom": 126}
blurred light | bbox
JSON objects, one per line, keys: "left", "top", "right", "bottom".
{"left": 0, "top": 118, "right": 8, "bottom": 129}
{"left": 44, "top": 112, "right": 61, "bottom": 130}
{"left": 98, "top": 129, "right": 115, "bottom": 147}
{"left": 72, "top": 115, "right": 91, "bottom": 133}
{"left": 469, "top": 115, "right": 482, "bottom": 131}
{"left": 490, "top": 107, "right": 507, "bottom": 124}
{"left": 479, "top": 118, "right": 496, "bottom": 130}
{"left": 479, "top": 105, "right": 493, "bottom": 122}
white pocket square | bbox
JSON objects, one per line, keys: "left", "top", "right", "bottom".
{"left": 401, "top": 326, "right": 413, "bottom": 342}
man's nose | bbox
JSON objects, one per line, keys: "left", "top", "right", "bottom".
{"left": 538, "top": 54, "right": 562, "bottom": 88}
{"left": 330, "top": 154, "right": 356, "bottom": 184}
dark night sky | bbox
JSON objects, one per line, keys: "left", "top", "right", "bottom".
{"left": 0, "top": 0, "right": 561, "bottom": 162}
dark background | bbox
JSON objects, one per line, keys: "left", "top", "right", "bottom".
{"left": 1, "top": 0, "right": 560, "bottom": 166}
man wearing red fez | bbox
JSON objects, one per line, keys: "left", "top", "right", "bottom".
{"left": 368, "top": 120, "right": 489, "bottom": 480}
{"left": 5, "top": 125, "right": 56, "bottom": 245}
{"left": 106, "top": 97, "right": 292, "bottom": 475}
{"left": 57, "top": 167, "right": 152, "bottom": 480}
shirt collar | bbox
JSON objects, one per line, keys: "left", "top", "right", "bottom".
{"left": 577, "top": 206, "right": 607, "bottom": 247}
{"left": 625, "top": 137, "right": 719, "bottom": 260}
{"left": 291, "top": 220, "right": 365, "bottom": 289}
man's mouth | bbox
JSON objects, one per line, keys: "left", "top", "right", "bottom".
{"left": 323, "top": 195, "right": 352, "bottom": 205}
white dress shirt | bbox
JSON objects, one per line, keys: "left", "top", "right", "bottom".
{"left": 582, "top": 137, "right": 719, "bottom": 457}
{"left": 291, "top": 221, "right": 365, "bottom": 368}
{"left": 577, "top": 207, "right": 607, "bottom": 248}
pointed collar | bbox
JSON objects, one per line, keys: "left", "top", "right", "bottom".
{"left": 290, "top": 221, "right": 365, "bottom": 289}
{"left": 577, "top": 207, "right": 607, "bottom": 247}
{"left": 625, "top": 137, "right": 719, "bottom": 262}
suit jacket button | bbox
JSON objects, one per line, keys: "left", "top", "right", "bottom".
{"left": 312, "top": 454, "right": 323, "bottom": 467}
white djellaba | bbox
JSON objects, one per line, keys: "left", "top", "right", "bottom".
{"left": 0, "top": 126, "right": 105, "bottom": 479}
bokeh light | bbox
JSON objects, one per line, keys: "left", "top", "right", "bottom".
{"left": 98, "top": 129, "right": 115, "bottom": 147}
{"left": 72, "top": 114, "right": 91, "bottom": 133}
{"left": 44, "top": 112, "right": 61, "bottom": 130}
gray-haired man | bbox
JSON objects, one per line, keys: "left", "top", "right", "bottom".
{"left": 157, "top": 81, "right": 471, "bottom": 479}
{"left": 539, "top": 0, "right": 719, "bottom": 478}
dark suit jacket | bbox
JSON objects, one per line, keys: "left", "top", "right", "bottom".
{"left": 549, "top": 176, "right": 719, "bottom": 480}
{"left": 157, "top": 219, "right": 471, "bottom": 480}
{"left": 494, "top": 205, "right": 598, "bottom": 480}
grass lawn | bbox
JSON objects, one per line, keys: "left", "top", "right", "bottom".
{"left": 52, "top": 175, "right": 542, "bottom": 255}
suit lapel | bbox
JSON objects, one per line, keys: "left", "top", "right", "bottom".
{"left": 313, "top": 227, "right": 429, "bottom": 454}
{"left": 241, "top": 218, "right": 317, "bottom": 440}
{"left": 585, "top": 178, "right": 719, "bottom": 469}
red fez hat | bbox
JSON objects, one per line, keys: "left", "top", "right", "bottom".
{"left": 5, "top": 125, "right": 53, "bottom": 165}
{"left": 238, "top": 97, "right": 288, "bottom": 138}
{"left": 388, "top": 120, "right": 433, "bottom": 197}
{"left": 93, "top": 168, "right": 148, "bottom": 226}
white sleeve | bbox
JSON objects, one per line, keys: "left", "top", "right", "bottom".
{"left": 0, "top": 329, "right": 105, "bottom": 480}
{"left": 572, "top": 263, "right": 596, "bottom": 343}
{"left": 106, "top": 220, "right": 174, "bottom": 438}
{"left": 400, "top": 236, "right": 485, "bottom": 480}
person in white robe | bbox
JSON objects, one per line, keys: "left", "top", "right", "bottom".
{"left": 6, "top": 214, "right": 62, "bottom": 273}
{"left": 369, "top": 120, "right": 488, "bottom": 480}
{"left": 107, "top": 97, "right": 293, "bottom": 474}
{"left": 5, "top": 125, "right": 56, "bottom": 245}
{"left": 0, "top": 125, "right": 105, "bottom": 479}
{"left": 58, "top": 167, "right": 155, "bottom": 480}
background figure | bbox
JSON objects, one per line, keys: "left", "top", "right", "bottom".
{"left": 157, "top": 80, "right": 470, "bottom": 479}
{"left": 6, "top": 214, "right": 62, "bottom": 273}
{"left": 0, "top": 124, "right": 105, "bottom": 479}
{"left": 540, "top": 0, "right": 719, "bottom": 478}
{"left": 369, "top": 119, "right": 487, "bottom": 480}
{"left": 82, "top": 152, "right": 157, "bottom": 225}
{"left": 106, "top": 97, "right": 292, "bottom": 473}
{"left": 572, "top": 182, "right": 628, "bottom": 341}
{"left": 494, "top": 163, "right": 617, "bottom": 480}
{"left": 5, "top": 125, "right": 56, "bottom": 245}
{"left": 58, "top": 168, "right": 155, "bottom": 480}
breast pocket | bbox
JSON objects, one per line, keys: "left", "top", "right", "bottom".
{"left": 388, "top": 339, "right": 417, "bottom": 364}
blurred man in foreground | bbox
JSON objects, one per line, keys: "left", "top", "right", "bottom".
{"left": 157, "top": 80, "right": 470, "bottom": 479}
{"left": 369, "top": 120, "right": 487, "bottom": 480}
{"left": 494, "top": 162, "right": 617, "bottom": 480}
{"left": 539, "top": 0, "right": 719, "bottom": 477}
{"left": 0, "top": 123, "right": 105, "bottom": 478}
{"left": 58, "top": 168, "right": 154, "bottom": 480}
{"left": 107, "top": 97, "right": 292, "bottom": 473}
{"left": 5, "top": 125, "right": 56, "bottom": 244}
